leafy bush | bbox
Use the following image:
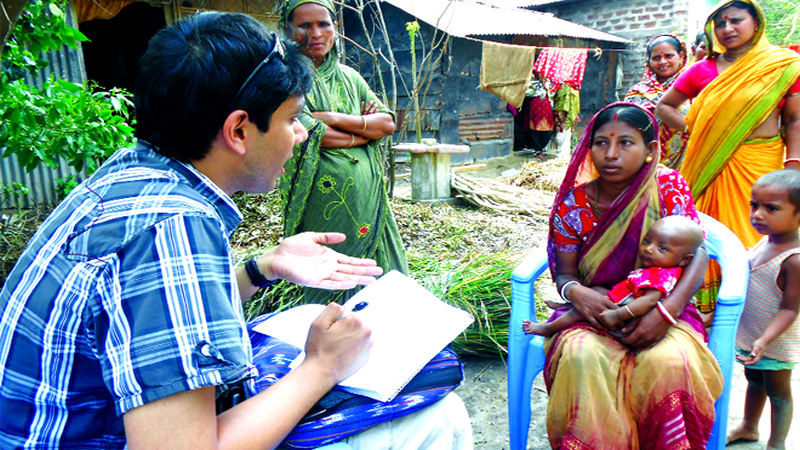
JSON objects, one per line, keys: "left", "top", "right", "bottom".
{"left": 0, "top": 0, "right": 135, "bottom": 195}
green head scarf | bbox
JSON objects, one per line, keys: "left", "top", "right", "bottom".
{"left": 280, "top": 0, "right": 336, "bottom": 33}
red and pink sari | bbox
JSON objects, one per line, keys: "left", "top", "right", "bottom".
{"left": 543, "top": 102, "right": 723, "bottom": 449}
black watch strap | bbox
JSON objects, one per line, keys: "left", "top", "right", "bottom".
{"left": 245, "top": 258, "right": 277, "bottom": 289}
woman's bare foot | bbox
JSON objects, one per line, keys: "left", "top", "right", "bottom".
{"left": 726, "top": 422, "right": 759, "bottom": 444}
{"left": 522, "top": 320, "right": 553, "bottom": 337}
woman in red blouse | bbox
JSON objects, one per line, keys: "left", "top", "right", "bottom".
{"left": 541, "top": 102, "right": 724, "bottom": 449}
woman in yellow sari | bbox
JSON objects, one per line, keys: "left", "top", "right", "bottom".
{"left": 657, "top": 0, "right": 800, "bottom": 315}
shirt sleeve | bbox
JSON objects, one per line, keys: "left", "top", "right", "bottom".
{"left": 672, "top": 61, "right": 709, "bottom": 98}
{"left": 552, "top": 186, "right": 598, "bottom": 253}
{"left": 788, "top": 74, "right": 800, "bottom": 96}
{"left": 95, "top": 213, "right": 256, "bottom": 416}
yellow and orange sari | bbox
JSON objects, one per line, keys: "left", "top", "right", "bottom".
{"left": 681, "top": 0, "right": 800, "bottom": 311}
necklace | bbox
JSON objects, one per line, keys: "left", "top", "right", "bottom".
{"left": 592, "top": 184, "right": 603, "bottom": 218}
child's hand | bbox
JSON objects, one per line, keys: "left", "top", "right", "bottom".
{"left": 598, "top": 309, "right": 623, "bottom": 331}
{"left": 736, "top": 338, "right": 767, "bottom": 365}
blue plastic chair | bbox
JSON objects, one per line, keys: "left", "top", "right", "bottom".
{"left": 507, "top": 213, "right": 748, "bottom": 450}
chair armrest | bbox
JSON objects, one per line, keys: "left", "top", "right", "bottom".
{"left": 511, "top": 244, "right": 550, "bottom": 324}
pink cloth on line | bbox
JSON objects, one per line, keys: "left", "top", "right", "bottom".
{"left": 606, "top": 266, "right": 682, "bottom": 304}
{"left": 533, "top": 48, "right": 588, "bottom": 92}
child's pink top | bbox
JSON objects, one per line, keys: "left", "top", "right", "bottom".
{"left": 737, "top": 237, "right": 800, "bottom": 362}
{"left": 606, "top": 266, "right": 682, "bottom": 304}
{"left": 672, "top": 58, "right": 800, "bottom": 108}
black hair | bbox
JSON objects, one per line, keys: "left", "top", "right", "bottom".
{"left": 646, "top": 35, "right": 683, "bottom": 56}
{"left": 134, "top": 12, "right": 313, "bottom": 162}
{"left": 754, "top": 169, "right": 800, "bottom": 212}
{"left": 713, "top": 1, "right": 759, "bottom": 25}
{"left": 592, "top": 105, "right": 656, "bottom": 144}
{"left": 695, "top": 30, "right": 706, "bottom": 48}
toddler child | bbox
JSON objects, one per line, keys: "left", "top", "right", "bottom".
{"left": 523, "top": 215, "right": 704, "bottom": 337}
{"left": 727, "top": 169, "right": 800, "bottom": 450}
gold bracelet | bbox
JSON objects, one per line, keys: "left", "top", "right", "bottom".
{"left": 350, "top": 133, "right": 356, "bottom": 148}
{"left": 362, "top": 116, "right": 367, "bottom": 132}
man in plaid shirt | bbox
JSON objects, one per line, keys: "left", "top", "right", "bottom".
{"left": 0, "top": 12, "right": 475, "bottom": 450}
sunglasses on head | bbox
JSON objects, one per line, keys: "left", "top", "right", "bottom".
{"left": 228, "top": 32, "right": 286, "bottom": 111}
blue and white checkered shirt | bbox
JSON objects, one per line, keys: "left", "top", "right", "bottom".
{"left": 0, "top": 142, "right": 258, "bottom": 449}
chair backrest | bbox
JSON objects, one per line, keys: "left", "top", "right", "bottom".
{"left": 507, "top": 212, "right": 748, "bottom": 450}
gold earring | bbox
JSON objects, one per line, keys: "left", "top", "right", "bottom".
{"left": 646, "top": 156, "right": 653, "bottom": 163}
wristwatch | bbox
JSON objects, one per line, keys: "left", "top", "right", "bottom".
{"left": 244, "top": 257, "right": 277, "bottom": 289}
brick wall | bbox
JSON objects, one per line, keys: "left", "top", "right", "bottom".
{"left": 538, "top": 0, "right": 690, "bottom": 99}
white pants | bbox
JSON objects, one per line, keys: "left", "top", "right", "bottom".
{"left": 344, "top": 393, "right": 473, "bottom": 450}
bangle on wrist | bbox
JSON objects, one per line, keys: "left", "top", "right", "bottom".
{"left": 683, "top": 124, "right": 689, "bottom": 134}
{"left": 784, "top": 157, "right": 800, "bottom": 166}
{"left": 656, "top": 302, "right": 678, "bottom": 325}
{"left": 362, "top": 116, "right": 367, "bottom": 131}
{"left": 245, "top": 257, "right": 277, "bottom": 289}
{"left": 559, "top": 280, "right": 579, "bottom": 303}
{"left": 350, "top": 133, "right": 356, "bottom": 148}
{"left": 624, "top": 305, "right": 636, "bottom": 319}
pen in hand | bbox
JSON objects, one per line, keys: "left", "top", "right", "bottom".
{"left": 336, "top": 301, "right": 369, "bottom": 321}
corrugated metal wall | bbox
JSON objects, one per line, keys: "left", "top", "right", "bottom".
{"left": 1, "top": 2, "right": 88, "bottom": 209}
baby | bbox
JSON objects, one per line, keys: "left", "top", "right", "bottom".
{"left": 524, "top": 215, "right": 704, "bottom": 337}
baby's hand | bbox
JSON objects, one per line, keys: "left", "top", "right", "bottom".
{"left": 599, "top": 309, "right": 624, "bottom": 331}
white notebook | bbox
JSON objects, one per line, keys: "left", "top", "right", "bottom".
{"left": 253, "top": 270, "right": 474, "bottom": 402}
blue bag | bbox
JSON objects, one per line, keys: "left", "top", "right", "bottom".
{"left": 247, "top": 314, "right": 464, "bottom": 449}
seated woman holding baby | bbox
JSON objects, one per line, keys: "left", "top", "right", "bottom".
{"left": 541, "top": 102, "right": 724, "bottom": 448}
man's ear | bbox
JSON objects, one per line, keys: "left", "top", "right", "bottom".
{"left": 678, "top": 253, "right": 694, "bottom": 267}
{"left": 220, "top": 110, "right": 251, "bottom": 156}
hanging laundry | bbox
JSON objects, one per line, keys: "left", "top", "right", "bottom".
{"left": 553, "top": 84, "right": 580, "bottom": 131}
{"left": 533, "top": 48, "right": 588, "bottom": 92}
{"left": 479, "top": 41, "right": 538, "bottom": 109}
{"left": 525, "top": 78, "right": 555, "bottom": 132}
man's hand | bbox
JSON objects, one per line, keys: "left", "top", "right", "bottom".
{"left": 303, "top": 303, "right": 373, "bottom": 383}
{"left": 261, "top": 232, "right": 383, "bottom": 290}
{"left": 620, "top": 307, "right": 671, "bottom": 348}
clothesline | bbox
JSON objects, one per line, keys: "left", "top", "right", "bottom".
{"left": 461, "top": 35, "right": 640, "bottom": 54}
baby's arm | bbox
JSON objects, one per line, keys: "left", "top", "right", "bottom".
{"left": 738, "top": 254, "right": 800, "bottom": 365}
{"left": 599, "top": 288, "right": 663, "bottom": 330}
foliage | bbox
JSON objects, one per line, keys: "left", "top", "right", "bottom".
{"left": 0, "top": 182, "right": 28, "bottom": 216}
{"left": 0, "top": 0, "right": 135, "bottom": 195}
{"left": 760, "top": 0, "right": 800, "bottom": 46}
{"left": 0, "top": 204, "right": 52, "bottom": 287}
{"left": 405, "top": 20, "right": 421, "bottom": 143}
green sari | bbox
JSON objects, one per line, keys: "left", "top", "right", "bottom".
{"left": 278, "top": 37, "right": 408, "bottom": 304}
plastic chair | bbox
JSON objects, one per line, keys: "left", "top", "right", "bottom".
{"left": 507, "top": 213, "right": 748, "bottom": 450}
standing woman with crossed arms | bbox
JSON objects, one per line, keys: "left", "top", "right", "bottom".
{"left": 278, "top": 0, "right": 409, "bottom": 305}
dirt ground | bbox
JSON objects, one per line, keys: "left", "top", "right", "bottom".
{"left": 396, "top": 152, "right": 800, "bottom": 450}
